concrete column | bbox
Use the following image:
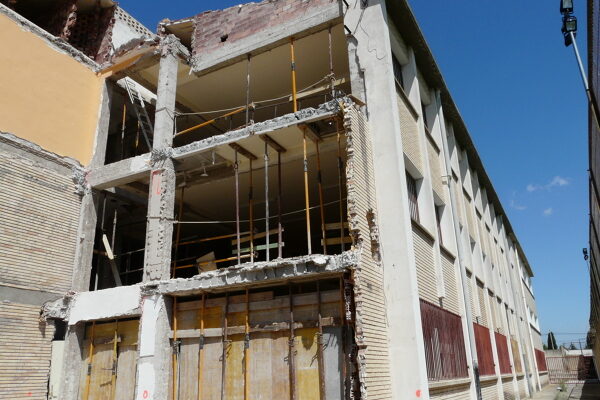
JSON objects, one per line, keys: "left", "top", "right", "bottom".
{"left": 136, "top": 35, "right": 184, "bottom": 400}
{"left": 142, "top": 36, "right": 180, "bottom": 282}
{"left": 345, "top": 2, "right": 430, "bottom": 398}
{"left": 60, "top": 80, "right": 112, "bottom": 400}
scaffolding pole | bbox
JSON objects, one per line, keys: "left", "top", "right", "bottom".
{"left": 197, "top": 293, "right": 205, "bottom": 400}
{"left": 244, "top": 288, "right": 251, "bottom": 400}
{"left": 221, "top": 293, "right": 229, "bottom": 400}
{"left": 315, "top": 140, "right": 327, "bottom": 255}
{"left": 316, "top": 281, "right": 326, "bottom": 400}
{"left": 288, "top": 284, "right": 297, "bottom": 400}
{"left": 264, "top": 142, "right": 270, "bottom": 261}
{"left": 121, "top": 104, "right": 127, "bottom": 160}
{"left": 172, "top": 297, "right": 179, "bottom": 400}
{"left": 290, "top": 37, "right": 298, "bottom": 113}
{"left": 235, "top": 151, "right": 241, "bottom": 265}
{"left": 110, "top": 320, "right": 118, "bottom": 399}
{"left": 249, "top": 159, "right": 254, "bottom": 263}
{"left": 82, "top": 322, "right": 96, "bottom": 400}
{"left": 302, "top": 126, "right": 312, "bottom": 255}
{"left": 278, "top": 151, "right": 283, "bottom": 259}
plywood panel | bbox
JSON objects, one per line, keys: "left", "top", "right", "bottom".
{"left": 295, "top": 327, "right": 320, "bottom": 400}
{"left": 114, "top": 345, "right": 137, "bottom": 400}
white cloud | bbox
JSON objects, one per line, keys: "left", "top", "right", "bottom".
{"left": 510, "top": 192, "right": 526, "bottom": 210}
{"left": 526, "top": 176, "right": 570, "bottom": 192}
{"left": 543, "top": 207, "right": 553, "bottom": 216}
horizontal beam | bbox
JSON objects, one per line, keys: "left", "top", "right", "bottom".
{"left": 88, "top": 153, "right": 152, "bottom": 189}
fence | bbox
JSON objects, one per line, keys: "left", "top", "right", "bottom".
{"left": 535, "top": 349, "right": 548, "bottom": 372}
{"left": 547, "top": 355, "right": 597, "bottom": 384}
{"left": 474, "top": 323, "right": 496, "bottom": 376}
{"left": 494, "top": 332, "right": 512, "bottom": 375}
{"left": 420, "top": 299, "right": 469, "bottom": 381}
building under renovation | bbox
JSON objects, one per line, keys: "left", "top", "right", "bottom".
{"left": 0, "top": 1, "right": 548, "bottom": 399}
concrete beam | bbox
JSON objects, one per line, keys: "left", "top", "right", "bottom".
{"left": 87, "top": 153, "right": 152, "bottom": 189}
{"left": 146, "top": 252, "right": 357, "bottom": 297}
{"left": 88, "top": 101, "right": 340, "bottom": 190}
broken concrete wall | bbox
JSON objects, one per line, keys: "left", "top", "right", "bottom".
{"left": 343, "top": 100, "right": 392, "bottom": 399}
{"left": 0, "top": 133, "right": 83, "bottom": 400}
{"left": 190, "top": 0, "right": 341, "bottom": 72}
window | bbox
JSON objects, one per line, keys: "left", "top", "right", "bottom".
{"left": 406, "top": 172, "right": 420, "bottom": 222}
{"left": 392, "top": 56, "right": 404, "bottom": 89}
{"left": 421, "top": 103, "right": 429, "bottom": 131}
{"left": 435, "top": 206, "right": 443, "bottom": 245}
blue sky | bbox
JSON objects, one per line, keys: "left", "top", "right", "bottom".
{"left": 121, "top": 1, "right": 591, "bottom": 347}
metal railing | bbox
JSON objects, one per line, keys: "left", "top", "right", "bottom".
{"left": 420, "top": 299, "right": 469, "bottom": 381}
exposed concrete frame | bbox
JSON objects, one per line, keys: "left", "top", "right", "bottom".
{"left": 87, "top": 100, "right": 340, "bottom": 190}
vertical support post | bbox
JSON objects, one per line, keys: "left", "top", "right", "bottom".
{"left": 135, "top": 35, "right": 185, "bottom": 400}
{"left": 328, "top": 27, "right": 335, "bottom": 99}
{"left": 82, "top": 322, "right": 95, "bottom": 400}
{"left": 316, "top": 281, "right": 326, "bottom": 400}
{"left": 338, "top": 277, "right": 347, "bottom": 397}
{"left": 172, "top": 297, "right": 179, "bottom": 400}
{"left": 221, "top": 293, "right": 229, "bottom": 400}
{"left": 197, "top": 294, "right": 206, "bottom": 400}
{"left": 265, "top": 142, "right": 270, "bottom": 262}
{"left": 302, "top": 127, "right": 312, "bottom": 255}
{"left": 315, "top": 141, "right": 327, "bottom": 255}
{"left": 244, "top": 289, "right": 250, "bottom": 400}
{"left": 142, "top": 36, "right": 180, "bottom": 282}
{"left": 246, "top": 54, "right": 251, "bottom": 126}
{"left": 288, "top": 284, "right": 296, "bottom": 400}
{"left": 110, "top": 320, "right": 119, "bottom": 399}
{"left": 121, "top": 104, "right": 127, "bottom": 160}
{"left": 277, "top": 152, "right": 283, "bottom": 259}
{"left": 290, "top": 38, "right": 298, "bottom": 112}
{"left": 235, "top": 151, "right": 241, "bottom": 264}
{"left": 249, "top": 160, "right": 255, "bottom": 263}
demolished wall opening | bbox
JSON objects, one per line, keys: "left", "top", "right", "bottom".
{"left": 89, "top": 187, "right": 148, "bottom": 290}
{"left": 105, "top": 80, "right": 155, "bottom": 164}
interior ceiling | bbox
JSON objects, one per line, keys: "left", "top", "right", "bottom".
{"left": 178, "top": 134, "right": 344, "bottom": 224}
{"left": 136, "top": 24, "right": 349, "bottom": 116}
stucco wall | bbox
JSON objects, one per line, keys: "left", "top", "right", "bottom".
{"left": 0, "top": 12, "right": 102, "bottom": 164}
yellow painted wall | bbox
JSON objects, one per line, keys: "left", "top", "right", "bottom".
{"left": 0, "top": 13, "right": 103, "bottom": 165}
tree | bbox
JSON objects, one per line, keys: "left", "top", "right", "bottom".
{"left": 547, "top": 331, "right": 558, "bottom": 350}
{"left": 569, "top": 343, "right": 577, "bottom": 350}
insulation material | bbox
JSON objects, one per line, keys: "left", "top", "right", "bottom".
{"left": 413, "top": 225, "right": 438, "bottom": 305}
{"left": 78, "top": 320, "right": 139, "bottom": 400}
{"left": 427, "top": 136, "right": 445, "bottom": 201}
{"left": 480, "top": 380, "right": 499, "bottom": 400}
{"left": 0, "top": 150, "right": 80, "bottom": 293}
{"left": 397, "top": 92, "right": 423, "bottom": 173}
{"left": 0, "top": 302, "right": 54, "bottom": 400}
{"left": 344, "top": 102, "right": 392, "bottom": 399}
{"left": 440, "top": 249, "right": 460, "bottom": 315}
{"left": 429, "top": 384, "right": 471, "bottom": 400}
{"left": 172, "top": 289, "right": 343, "bottom": 399}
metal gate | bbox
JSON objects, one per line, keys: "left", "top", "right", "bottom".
{"left": 547, "top": 355, "right": 598, "bottom": 384}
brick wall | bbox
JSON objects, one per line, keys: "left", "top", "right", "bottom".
{"left": 191, "top": 0, "right": 337, "bottom": 58}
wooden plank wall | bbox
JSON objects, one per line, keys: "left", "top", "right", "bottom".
{"left": 0, "top": 302, "right": 54, "bottom": 399}
{"left": 344, "top": 103, "right": 393, "bottom": 399}
{"left": 78, "top": 319, "right": 139, "bottom": 400}
{"left": 172, "top": 289, "right": 343, "bottom": 400}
